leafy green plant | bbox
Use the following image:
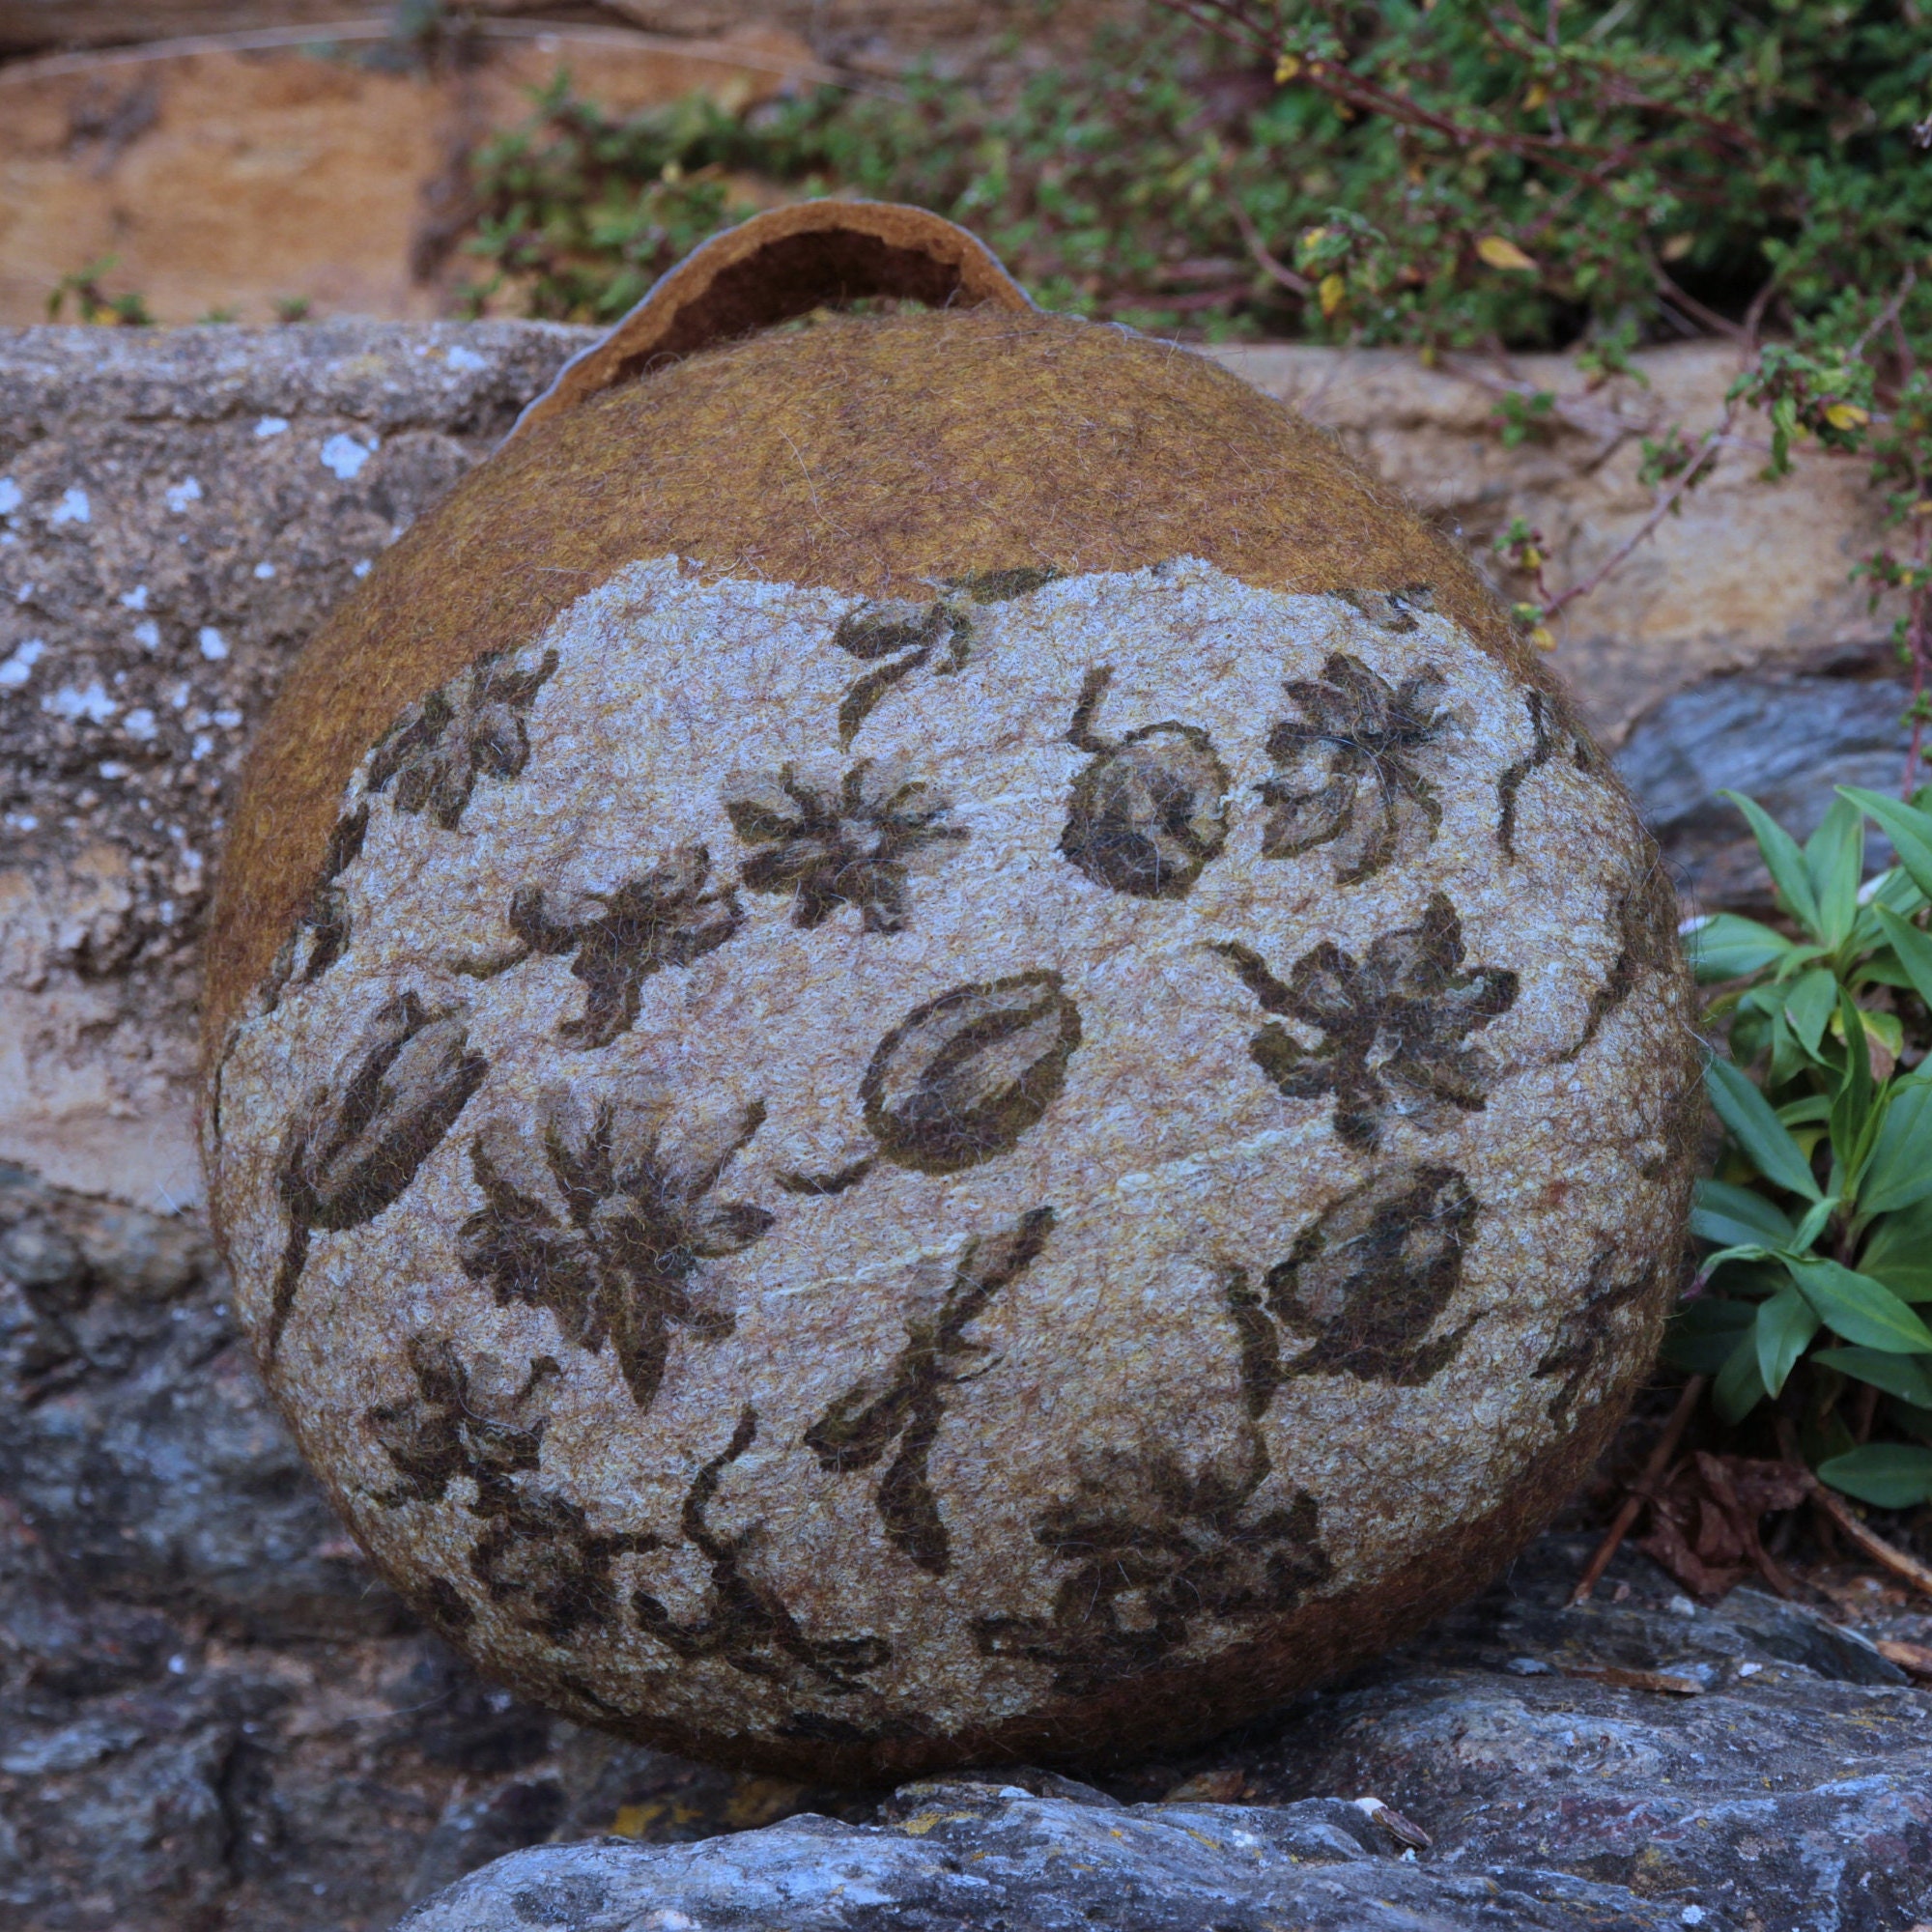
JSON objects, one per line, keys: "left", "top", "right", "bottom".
{"left": 1674, "top": 786, "right": 1932, "bottom": 1508}
{"left": 45, "top": 256, "right": 152, "bottom": 327}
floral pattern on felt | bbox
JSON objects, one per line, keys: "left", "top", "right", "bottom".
{"left": 723, "top": 758, "right": 967, "bottom": 933}
{"left": 973, "top": 1426, "right": 1330, "bottom": 1698}
{"left": 458, "top": 1086, "right": 771, "bottom": 1411}
{"left": 365, "top": 645, "right": 557, "bottom": 831}
{"left": 1257, "top": 652, "right": 1463, "bottom": 884}
{"left": 505, "top": 846, "right": 743, "bottom": 1049}
{"left": 1213, "top": 892, "right": 1519, "bottom": 1151}
{"left": 270, "top": 992, "right": 487, "bottom": 1358}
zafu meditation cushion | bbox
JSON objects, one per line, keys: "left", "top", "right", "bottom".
{"left": 202, "top": 201, "right": 1698, "bottom": 1781}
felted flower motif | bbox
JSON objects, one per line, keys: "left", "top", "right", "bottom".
{"left": 458, "top": 1086, "right": 772, "bottom": 1411}
{"left": 508, "top": 844, "right": 743, "bottom": 1049}
{"left": 366, "top": 1336, "right": 556, "bottom": 1507}
{"left": 1264, "top": 1162, "right": 1480, "bottom": 1385}
{"left": 724, "top": 758, "right": 967, "bottom": 933}
{"left": 1058, "top": 666, "right": 1231, "bottom": 900}
{"left": 366, "top": 645, "right": 557, "bottom": 830}
{"left": 271, "top": 993, "right": 487, "bottom": 1355}
{"left": 1214, "top": 891, "right": 1518, "bottom": 1150}
{"left": 974, "top": 1429, "right": 1329, "bottom": 1696}
{"left": 1258, "top": 652, "right": 1463, "bottom": 884}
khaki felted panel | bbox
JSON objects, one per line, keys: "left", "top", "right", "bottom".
{"left": 515, "top": 200, "right": 1035, "bottom": 434}
{"left": 206, "top": 305, "right": 1561, "bottom": 1058}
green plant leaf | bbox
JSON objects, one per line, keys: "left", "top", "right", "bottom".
{"left": 1714, "top": 1330, "right": 1769, "bottom": 1423}
{"left": 1662, "top": 1296, "right": 1755, "bottom": 1375}
{"left": 1705, "top": 1055, "right": 1823, "bottom": 1201}
{"left": 1815, "top": 1441, "right": 1932, "bottom": 1508}
{"left": 1873, "top": 904, "right": 1932, "bottom": 1011}
{"left": 1839, "top": 787, "right": 1932, "bottom": 903}
{"left": 1681, "top": 913, "right": 1791, "bottom": 982}
{"left": 1789, "top": 1256, "right": 1932, "bottom": 1352}
{"left": 1787, "top": 1193, "right": 1839, "bottom": 1256}
{"left": 1861, "top": 1195, "right": 1932, "bottom": 1300}
{"left": 1812, "top": 1347, "right": 1932, "bottom": 1406}
{"left": 1724, "top": 790, "right": 1823, "bottom": 935}
{"left": 1804, "top": 795, "right": 1864, "bottom": 947}
{"left": 1690, "top": 1179, "right": 1795, "bottom": 1250}
{"left": 1830, "top": 990, "right": 1877, "bottom": 1185}
{"left": 1858, "top": 1073, "right": 1932, "bottom": 1217}
{"left": 1781, "top": 968, "right": 1839, "bottom": 1056}
{"left": 1755, "top": 1283, "right": 1820, "bottom": 1397}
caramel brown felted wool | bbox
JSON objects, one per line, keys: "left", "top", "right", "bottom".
{"left": 202, "top": 204, "right": 1699, "bottom": 1784}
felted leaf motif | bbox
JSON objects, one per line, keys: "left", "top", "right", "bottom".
{"left": 974, "top": 1423, "right": 1330, "bottom": 1697}
{"left": 508, "top": 845, "right": 743, "bottom": 1049}
{"left": 861, "top": 972, "right": 1083, "bottom": 1174}
{"left": 635, "top": 1406, "right": 893, "bottom": 1694}
{"left": 458, "top": 1085, "right": 772, "bottom": 1410}
{"left": 366, "top": 645, "right": 557, "bottom": 831}
{"left": 805, "top": 1208, "right": 1055, "bottom": 1575}
{"left": 1214, "top": 893, "right": 1519, "bottom": 1149}
{"left": 259, "top": 804, "right": 367, "bottom": 1014}
{"left": 1258, "top": 652, "right": 1463, "bottom": 884}
{"left": 270, "top": 992, "right": 487, "bottom": 1356}
{"left": 366, "top": 1335, "right": 658, "bottom": 1643}
{"left": 724, "top": 758, "right": 967, "bottom": 933}
{"left": 1530, "top": 1250, "right": 1659, "bottom": 1428}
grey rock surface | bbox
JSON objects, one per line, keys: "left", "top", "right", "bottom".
{"left": 1613, "top": 662, "right": 1918, "bottom": 908}
{"left": 396, "top": 1781, "right": 1687, "bottom": 1932}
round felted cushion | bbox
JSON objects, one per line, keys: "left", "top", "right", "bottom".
{"left": 202, "top": 203, "right": 1698, "bottom": 1783}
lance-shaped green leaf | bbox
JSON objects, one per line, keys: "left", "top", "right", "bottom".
{"left": 1662, "top": 1296, "right": 1754, "bottom": 1375}
{"left": 1861, "top": 1196, "right": 1932, "bottom": 1300}
{"left": 1829, "top": 989, "right": 1877, "bottom": 1188}
{"left": 1812, "top": 1347, "right": 1932, "bottom": 1406}
{"left": 1789, "top": 1256, "right": 1932, "bottom": 1353}
{"left": 1706, "top": 1056, "right": 1822, "bottom": 1201}
{"left": 1840, "top": 786, "right": 1932, "bottom": 903}
{"left": 1714, "top": 1330, "right": 1769, "bottom": 1423}
{"left": 1786, "top": 1193, "right": 1839, "bottom": 1257}
{"left": 1874, "top": 904, "right": 1932, "bottom": 1011}
{"left": 1815, "top": 1442, "right": 1932, "bottom": 1509}
{"left": 1780, "top": 967, "right": 1839, "bottom": 1058}
{"left": 1858, "top": 1074, "right": 1932, "bottom": 1218}
{"left": 1804, "top": 796, "right": 1863, "bottom": 949}
{"left": 1681, "top": 912, "right": 1791, "bottom": 983}
{"left": 1722, "top": 790, "right": 1822, "bottom": 936}
{"left": 1755, "top": 1283, "right": 1820, "bottom": 1397}
{"left": 1690, "top": 1179, "right": 1794, "bottom": 1251}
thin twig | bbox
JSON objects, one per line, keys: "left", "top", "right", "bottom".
{"left": 1805, "top": 1476, "right": 1932, "bottom": 1601}
{"left": 1224, "top": 195, "right": 1313, "bottom": 297}
{"left": 1437, "top": 351, "right": 1637, "bottom": 444}
{"left": 1542, "top": 400, "right": 1736, "bottom": 621}
{"left": 1638, "top": 239, "right": 1753, "bottom": 346}
{"left": 1850, "top": 265, "right": 1919, "bottom": 363}
{"left": 1569, "top": 1375, "right": 1706, "bottom": 1605}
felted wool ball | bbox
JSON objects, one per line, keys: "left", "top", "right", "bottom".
{"left": 202, "top": 203, "right": 1699, "bottom": 1782}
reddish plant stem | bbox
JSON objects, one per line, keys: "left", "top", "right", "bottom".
{"left": 1569, "top": 1376, "right": 1706, "bottom": 1606}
